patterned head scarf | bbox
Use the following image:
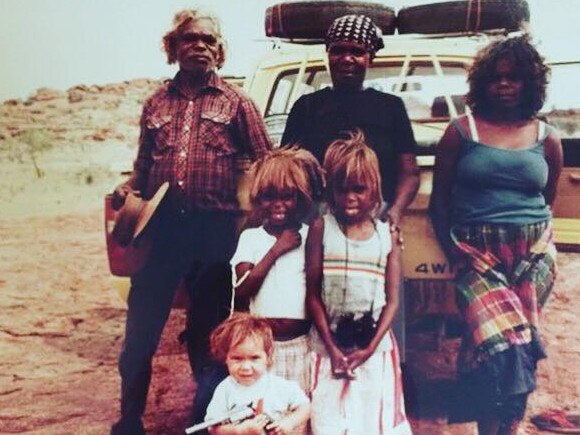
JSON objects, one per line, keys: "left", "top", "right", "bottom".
{"left": 325, "top": 14, "right": 384, "bottom": 56}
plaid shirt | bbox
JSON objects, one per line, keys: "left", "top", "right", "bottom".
{"left": 133, "top": 71, "right": 271, "bottom": 211}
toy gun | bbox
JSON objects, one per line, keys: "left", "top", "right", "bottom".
{"left": 185, "top": 400, "right": 270, "bottom": 434}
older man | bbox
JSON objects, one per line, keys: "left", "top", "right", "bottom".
{"left": 111, "top": 9, "right": 271, "bottom": 434}
{"left": 282, "top": 14, "right": 419, "bottom": 229}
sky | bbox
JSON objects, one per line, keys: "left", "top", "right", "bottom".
{"left": 0, "top": 0, "right": 578, "bottom": 102}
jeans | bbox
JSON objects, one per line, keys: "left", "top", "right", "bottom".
{"left": 114, "top": 207, "right": 237, "bottom": 432}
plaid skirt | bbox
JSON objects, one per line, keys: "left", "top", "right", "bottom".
{"left": 272, "top": 334, "right": 311, "bottom": 394}
{"left": 449, "top": 221, "right": 557, "bottom": 422}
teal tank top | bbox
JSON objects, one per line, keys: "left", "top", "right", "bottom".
{"left": 452, "top": 118, "right": 552, "bottom": 225}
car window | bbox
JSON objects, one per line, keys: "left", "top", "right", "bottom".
{"left": 265, "top": 61, "right": 469, "bottom": 121}
{"left": 266, "top": 66, "right": 327, "bottom": 117}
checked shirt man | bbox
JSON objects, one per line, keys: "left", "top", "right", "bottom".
{"left": 110, "top": 9, "right": 271, "bottom": 434}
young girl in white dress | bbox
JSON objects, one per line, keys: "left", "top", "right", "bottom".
{"left": 230, "top": 147, "right": 322, "bottom": 394}
{"left": 306, "top": 130, "right": 411, "bottom": 434}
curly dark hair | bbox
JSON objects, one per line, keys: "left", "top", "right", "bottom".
{"left": 466, "top": 35, "right": 550, "bottom": 119}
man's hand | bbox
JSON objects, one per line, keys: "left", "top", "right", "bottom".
{"left": 111, "top": 183, "right": 135, "bottom": 211}
{"left": 379, "top": 207, "right": 404, "bottom": 248}
{"left": 271, "top": 229, "right": 301, "bottom": 257}
{"left": 385, "top": 206, "right": 401, "bottom": 230}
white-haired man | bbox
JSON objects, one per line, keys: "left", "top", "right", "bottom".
{"left": 111, "top": 9, "right": 271, "bottom": 434}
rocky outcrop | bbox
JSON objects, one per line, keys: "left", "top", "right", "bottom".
{"left": 29, "top": 87, "right": 65, "bottom": 102}
{"left": 1, "top": 79, "right": 163, "bottom": 146}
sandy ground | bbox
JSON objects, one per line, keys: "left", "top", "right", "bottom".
{"left": 0, "top": 86, "right": 578, "bottom": 434}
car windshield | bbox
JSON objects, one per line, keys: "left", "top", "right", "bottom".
{"left": 265, "top": 60, "right": 469, "bottom": 145}
{"left": 264, "top": 59, "right": 580, "bottom": 147}
{"left": 266, "top": 61, "right": 468, "bottom": 120}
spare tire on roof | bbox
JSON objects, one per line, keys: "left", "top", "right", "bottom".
{"left": 397, "top": 0, "right": 530, "bottom": 35}
{"left": 265, "top": 1, "right": 396, "bottom": 41}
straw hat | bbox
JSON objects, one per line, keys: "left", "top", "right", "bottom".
{"left": 106, "top": 182, "right": 169, "bottom": 276}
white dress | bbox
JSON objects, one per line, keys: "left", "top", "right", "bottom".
{"left": 309, "top": 214, "right": 412, "bottom": 435}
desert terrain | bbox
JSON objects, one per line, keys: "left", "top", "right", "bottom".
{"left": 0, "top": 82, "right": 578, "bottom": 434}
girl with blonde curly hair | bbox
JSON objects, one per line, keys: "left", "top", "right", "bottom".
{"left": 231, "top": 147, "right": 323, "bottom": 397}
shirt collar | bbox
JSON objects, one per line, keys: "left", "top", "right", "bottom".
{"left": 168, "top": 70, "right": 225, "bottom": 97}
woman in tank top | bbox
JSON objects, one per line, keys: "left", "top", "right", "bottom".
{"left": 429, "top": 36, "right": 563, "bottom": 435}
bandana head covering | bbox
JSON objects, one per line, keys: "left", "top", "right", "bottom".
{"left": 325, "top": 14, "right": 384, "bottom": 56}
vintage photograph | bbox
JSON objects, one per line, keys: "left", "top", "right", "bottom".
{"left": 1, "top": 1, "right": 578, "bottom": 434}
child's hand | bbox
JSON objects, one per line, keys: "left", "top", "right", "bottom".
{"left": 272, "top": 229, "right": 301, "bottom": 257}
{"left": 265, "top": 419, "right": 293, "bottom": 435}
{"left": 235, "top": 414, "right": 270, "bottom": 434}
{"left": 328, "top": 346, "right": 349, "bottom": 378}
{"left": 345, "top": 348, "right": 373, "bottom": 373}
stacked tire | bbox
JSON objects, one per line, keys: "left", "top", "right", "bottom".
{"left": 265, "top": 1, "right": 396, "bottom": 40}
{"left": 397, "top": 0, "right": 530, "bottom": 35}
{"left": 265, "top": 0, "right": 529, "bottom": 40}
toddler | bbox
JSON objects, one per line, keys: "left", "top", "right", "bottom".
{"left": 205, "top": 313, "right": 310, "bottom": 434}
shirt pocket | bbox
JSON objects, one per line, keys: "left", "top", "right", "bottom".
{"left": 145, "top": 113, "right": 174, "bottom": 157}
{"left": 200, "top": 110, "right": 236, "bottom": 157}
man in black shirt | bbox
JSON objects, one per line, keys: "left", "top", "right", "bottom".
{"left": 282, "top": 14, "right": 419, "bottom": 229}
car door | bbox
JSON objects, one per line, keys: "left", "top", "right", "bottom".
{"left": 545, "top": 62, "right": 580, "bottom": 251}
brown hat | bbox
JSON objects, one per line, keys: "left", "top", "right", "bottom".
{"left": 112, "top": 182, "right": 169, "bottom": 246}
{"left": 105, "top": 182, "right": 169, "bottom": 276}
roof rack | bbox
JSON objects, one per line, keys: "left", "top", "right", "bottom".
{"left": 264, "top": 28, "right": 524, "bottom": 49}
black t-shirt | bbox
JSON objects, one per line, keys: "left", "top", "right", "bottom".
{"left": 281, "top": 87, "right": 417, "bottom": 203}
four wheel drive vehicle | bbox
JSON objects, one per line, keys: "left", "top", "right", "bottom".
{"left": 105, "top": 1, "right": 580, "bottom": 345}
{"left": 243, "top": 35, "right": 580, "bottom": 327}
